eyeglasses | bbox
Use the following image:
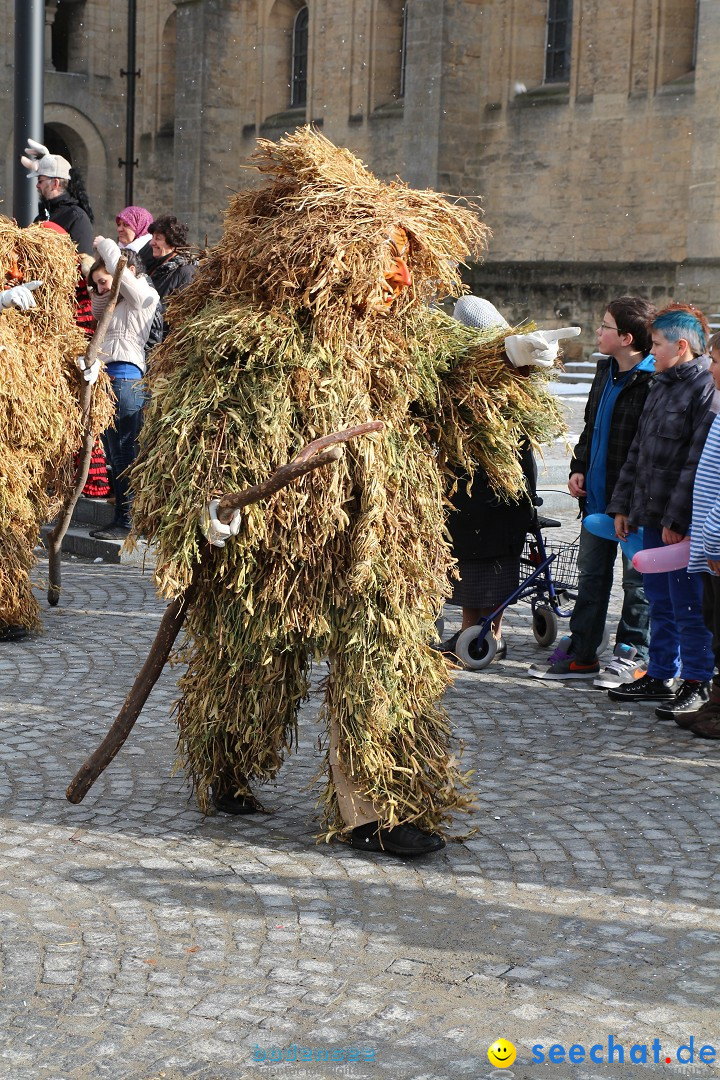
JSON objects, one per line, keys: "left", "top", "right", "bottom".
{"left": 598, "top": 322, "right": 619, "bottom": 332}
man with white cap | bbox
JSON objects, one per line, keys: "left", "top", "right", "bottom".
{"left": 21, "top": 138, "right": 94, "bottom": 253}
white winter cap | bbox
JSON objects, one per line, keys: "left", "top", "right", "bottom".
{"left": 453, "top": 295, "right": 510, "bottom": 331}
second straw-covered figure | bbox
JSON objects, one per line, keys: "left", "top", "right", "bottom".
{"left": 0, "top": 218, "right": 113, "bottom": 641}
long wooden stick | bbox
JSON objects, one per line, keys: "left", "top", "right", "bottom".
{"left": 47, "top": 256, "right": 128, "bottom": 606}
{"left": 66, "top": 422, "right": 384, "bottom": 804}
{"left": 215, "top": 420, "right": 384, "bottom": 521}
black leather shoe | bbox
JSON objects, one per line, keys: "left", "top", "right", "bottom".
{"left": 211, "top": 788, "right": 260, "bottom": 814}
{"left": 655, "top": 680, "right": 710, "bottom": 720}
{"left": 89, "top": 524, "right": 131, "bottom": 540}
{"left": 430, "top": 632, "right": 460, "bottom": 657}
{"left": 608, "top": 673, "right": 678, "bottom": 702}
{"left": 348, "top": 821, "right": 445, "bottom": 856}
{"left": 0, "top": 623, "right": 30, "bottom": 642}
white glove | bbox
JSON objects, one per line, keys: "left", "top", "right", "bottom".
{"left": 1, "top": 281, "right": 42, "bottom": 310}
{"left": 200, "top": 498, "right": 243, "bottom": 548}
{"left": 504, "top": 326, "right": 581, "bottom": 369}
{"left": 20, "top": 137, "right": 50, "bottom": 174}
{"left": 75, "top": 355, "right": 101, "bottom": 384}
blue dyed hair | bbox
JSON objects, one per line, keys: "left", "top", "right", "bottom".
{"left": 652, "top": 304, "right": 708, "bottom": 357}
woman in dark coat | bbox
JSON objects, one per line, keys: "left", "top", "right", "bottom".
{"left": 145, "top": 215, "right": 196, "bottom": 341}
{"left": 441, "top": 446, "right": 537, "bottom": 657}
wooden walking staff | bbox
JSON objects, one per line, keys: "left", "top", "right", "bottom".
{"left": 66, "top": 420, "right": 385, "bottom": 804}
{"left": 46, "top": 256, "right": 128, "bottom": 606}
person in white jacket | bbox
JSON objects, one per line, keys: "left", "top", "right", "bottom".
{"left": 87, "top": 235, "right": 160, "bottom": 539}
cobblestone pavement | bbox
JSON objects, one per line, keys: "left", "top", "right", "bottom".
{"left": 2, "top": 529, "right": 720, "bottom": 1080}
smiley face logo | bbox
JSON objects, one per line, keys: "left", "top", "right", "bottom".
{"left": 487, "top": 1039, "right": 517, "bottom": 1068}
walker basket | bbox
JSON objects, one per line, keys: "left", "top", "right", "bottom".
{"left": 521, "top": 537, "right": 580, "bottom": 593}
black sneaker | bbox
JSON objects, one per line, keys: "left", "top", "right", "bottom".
{"left": 655, "top": 680, "right": 710, "bottom": 720}
{"left": 607, "top": 673, "right": 679, "bottom": 702}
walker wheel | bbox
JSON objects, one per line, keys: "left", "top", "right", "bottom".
{"left": 455, "top": 625, "right": 497, "bottom": 671}
{"left": 533, "top": 605, "right": 559, "bottom": 647}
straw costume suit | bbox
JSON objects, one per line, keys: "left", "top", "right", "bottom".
{"left": 0, "top": 218, "right": 113, "bottom": 637}
{"left": 130, "top": 129, "right": 565, "bottom": 847}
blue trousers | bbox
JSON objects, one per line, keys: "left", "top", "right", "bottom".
{"left": 569, "top": 527, "right": 650, "bottom": 663}
{"left": 642, "top": 526, "right": 714, "bottom": 681}
{"left": 102, "top": 377, "right": 145, "bottom": 529}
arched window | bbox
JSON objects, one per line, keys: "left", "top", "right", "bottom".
{"left": 544, "top": 0, "right": 572, "bottom": 84}
{"left": 291, "top": 6, "right": 308, "bottom": 108}
{"left": 44, "top": 127, "right": 74, "bottom": 164}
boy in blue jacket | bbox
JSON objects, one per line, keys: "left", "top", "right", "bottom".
{"left": 529, "top": 296, "right": 655, "bottom": 684}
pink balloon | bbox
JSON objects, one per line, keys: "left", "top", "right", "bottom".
{"left": 632, "top": 538, "right": 691, "bottom": 574}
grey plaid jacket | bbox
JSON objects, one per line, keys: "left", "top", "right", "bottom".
{"left": 606, "top": 356, "right": 720, "bottom": 534}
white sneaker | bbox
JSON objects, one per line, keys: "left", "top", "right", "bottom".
{"left": 593, "top": 643, "right": 647, "bottom": 689}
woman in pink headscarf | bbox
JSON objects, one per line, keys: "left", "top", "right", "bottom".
{"left": 116, "top": 205, "right": 153, "bottom": 269}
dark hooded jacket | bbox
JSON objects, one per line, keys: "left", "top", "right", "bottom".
{"left": 35, "top": 193, "right": 94, "bottom": 254}
{"left": 146, "top": 251, "right": 196, "bottom": 302}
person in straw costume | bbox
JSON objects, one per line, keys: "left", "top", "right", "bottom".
{"left": 0, "top": 216, "right": 114, "bottom": 640}
{"left": 129, "top": 127, "right": 569, "bottom": 855}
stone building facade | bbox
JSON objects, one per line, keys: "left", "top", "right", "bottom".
{"left": 1, "top": 0, "right": 718, "bottom": 353}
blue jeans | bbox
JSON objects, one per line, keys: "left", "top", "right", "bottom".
{"left": 642, "top": 526, "right": 714, "bottom": 681}
{"left": 569, "top": 527, "right": 650, "bottom": 663}
{"left": 102, "top": 378, "right": 146, "bottom": 529}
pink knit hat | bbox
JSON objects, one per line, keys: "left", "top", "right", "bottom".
{"left": 116, "top": 205, "right": 153, "bottom": 239}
